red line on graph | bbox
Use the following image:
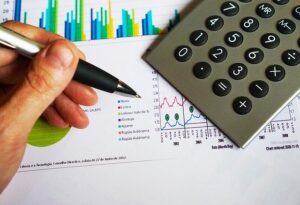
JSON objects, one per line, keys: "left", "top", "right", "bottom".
{"left": 160, "top": 96, "right": 187, "bottom": 108}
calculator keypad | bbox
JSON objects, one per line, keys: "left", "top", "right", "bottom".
{"left": 146, "top": 0, "right": 300, "bottom": 147}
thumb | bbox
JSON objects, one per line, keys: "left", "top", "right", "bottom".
{"left": 0, "top": 39, "right": 79, "bottom": 137}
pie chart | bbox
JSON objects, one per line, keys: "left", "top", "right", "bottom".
{"left": 27, "top": 118, "right": 70, "bottom": 147}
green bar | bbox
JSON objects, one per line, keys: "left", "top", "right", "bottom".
{"left": 80, "top": 0, "right": 84, "bottom": 40}
{"left": 104, "top": 10, "right": 108, "bottom": 39}
{"left": 75, "top": 0, "right": 78, "bottom": 23}
{"left": 126, "top": 12, "right": 132, "bottom": 37}
{"left": 23, "top": 12, "right": 27, "bottom": 24}
{"left": 55, "top": 0, "right": 58, "bottom": 33}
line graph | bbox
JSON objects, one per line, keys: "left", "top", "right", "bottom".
{"left": 152, "top": 71, "right": 300, "bottom": 146}
{"left": 159, "top": 96, "right": 186, "bottom": 108}
{"left": 157, "top": 75, "right": 208, "bottom": 131}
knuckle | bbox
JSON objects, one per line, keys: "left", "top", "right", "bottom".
{"left": 25, "top": 69, "right": 52, "bottom": 95}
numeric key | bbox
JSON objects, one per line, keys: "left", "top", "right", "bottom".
{"left": 209, "top": 46, "right": 227, "bottom": 63}
{"left": 190, "top": 30, "right": 208, "bottom": 46}
{"left": 174, "top": 46, "right": 192, "bottom": 62}
{"left": 221, "top": 1, "right": 240, "bottom": 16}
{"left": 241, "top": 17, "right": 259, "bottom": 32}
{"left": 206, "top": 15, "right": 224, "bottom": 31}
{"left": 245, "top": 48, "right": 264, "bottom": 64}
{"left": 261, "top": 33, "right": 280, "bottom": 49}
{"left": 225, "top": 31, "right": 244, "bottom": 47}
{"left": 229, "top": 63, "right": 248, "bottom": 80}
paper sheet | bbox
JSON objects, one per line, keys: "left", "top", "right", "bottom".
{"left": 1, "top": 0, "right": 300, "bottom": 204}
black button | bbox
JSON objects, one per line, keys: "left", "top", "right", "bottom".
{"left": 221, "top": 1, "right": 240, "bottom": 16}
{"left": 213, "top": 79, "right": 231, "bottom": 97}
{"left": 233, "top": 97, "right": 252, "bottom": 115}
{"left": 206, "top": 15, "right": 224, "bottom": 31}
{"left": 261, "top": 33, "right": 280, "bottom": 49}
{"left": 193, "top": 62, "right": 212, "bottom": 79}
{"left": 293, "top": 6, "right": 300, "bottom": 20}
{"left": 239, "top": 0, "right": 252, "bottom": 3}
{"left": 190, "top": 30, "right": 208, "bottom": 46}
{"left": 229, "top": 63, "right": 248, "bottom": 80}
{"left": 277, "top": 19, "right": 296, "bottom": 34}
{"left": 225, "top": 31, "right": 243, "bottom": 47}
{"left": 249, "top": 81, "right": 269, "bottom": 98}
{"left": 174, "top": 46, "right": 192, "bottom": 62}
{"left": 266, "top": 65, "right": 286, "bottom": 82}
{"left": 241, "top": 17, "right": 259, "bottom": 32}
{"left": 256, "top": 3, "right": 275, "bottom": 18}
{"left": 272, "top": 0, "right": 289, "bottom": 5}
{"left": 245, "top": 48, "right": 264, "bottom": 64}
{"left": 209, "top": 46, "right": 227, "bottom": 63}
{"left": 282, "top": 50, "right": 300, "bottom": 66}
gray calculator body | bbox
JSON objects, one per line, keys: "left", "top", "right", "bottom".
{"left": 145, "top": 0, "right": 300, "bottom": 148}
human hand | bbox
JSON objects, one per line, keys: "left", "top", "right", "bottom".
{"left": 0, "top": 21, "right": 98, "bottom": 193}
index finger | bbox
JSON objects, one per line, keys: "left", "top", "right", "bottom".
{"left": 2, "top": 21, "right": 63, "bottom": 44}
{"left": 1, "top": 21, "right": 86, "bottom": 58}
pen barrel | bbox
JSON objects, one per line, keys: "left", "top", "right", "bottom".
{"left": 74, "top": 59, "right": 119, "bottom": 93}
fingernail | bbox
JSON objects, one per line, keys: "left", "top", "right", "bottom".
{"left": 44, "top": 42, "right": 74, "bottom": 69}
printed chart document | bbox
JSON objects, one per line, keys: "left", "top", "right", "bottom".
{"left": 1, "top": 0, "right": 300, "bottom": 204}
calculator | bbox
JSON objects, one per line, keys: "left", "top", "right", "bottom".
{"left": 145, "top": 0, "right": 300, "bottom": 148}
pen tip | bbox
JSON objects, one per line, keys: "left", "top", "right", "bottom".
{"left": 135, "top": 94, "right": 142, "bottom": 98}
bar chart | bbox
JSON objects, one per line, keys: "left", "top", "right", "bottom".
{"left": 11, "top": 0, "right": 185, "bottom": 41}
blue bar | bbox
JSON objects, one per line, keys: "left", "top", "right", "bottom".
{"left": 64, "top": 21, "right": 68, "bottom": 39}
{"left": 39, "top": 12, "right": 44, "bottom": 28}
{"left": 94, "top": 20, "right": 97, "bottom": 39}
{"left": 90, "top": 8, "right": 93, "bottom": 40}
{"left": 117, "top": 25, "right": 123, "bottom": 37}
{"left": 145, "top": 13, "right": 149, "bottom": 35}
{"left": 14, "top": 0, "right": 22, "bottom": 22}
{"left": 65, "top": 13, "right": 69, "bottom": 39}
{"left": 142, "top": 19, "right": 146, "bottom": 35}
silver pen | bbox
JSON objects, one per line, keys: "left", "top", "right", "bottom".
{"left": 0, "top": 25, "right": 141, "bottom": 98}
